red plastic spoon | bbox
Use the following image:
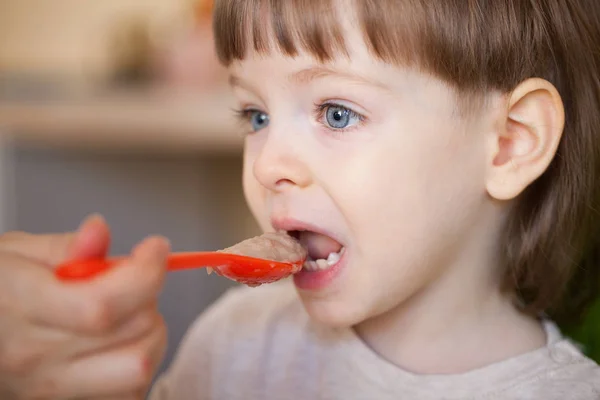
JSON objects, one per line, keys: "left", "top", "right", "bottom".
{"left": 55, "top": 233, "right": 307, "bottom": 287}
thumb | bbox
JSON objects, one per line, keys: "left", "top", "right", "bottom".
{"left": 67, "top": 214, "right": 111, "bottom": 262}
{"left": 0, "top": 214, "right": 111, "bottom": 266}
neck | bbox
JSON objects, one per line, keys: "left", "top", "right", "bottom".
{"left": 354, "top": 242, "right": 546, "bottom": 375}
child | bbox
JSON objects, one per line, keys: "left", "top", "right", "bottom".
{"left": 150, "top": 0, "right": 600, "bottom": 399}
{"left": 0, "top": 0, "right": 598, "bottom": 399}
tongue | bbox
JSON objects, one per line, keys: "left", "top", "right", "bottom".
{"left": 298, "top": 231, "right": 343, "bottom": 260}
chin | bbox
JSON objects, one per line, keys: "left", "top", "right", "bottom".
{"left": 297, "top": 292, "right": 372, "bottom": 328}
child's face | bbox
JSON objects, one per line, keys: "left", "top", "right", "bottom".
{"left": 229, "top": 28, "right": 498, "bottom": 327}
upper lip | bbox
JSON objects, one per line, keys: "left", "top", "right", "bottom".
{"left": 271, "top": 217, "right": 345, "bottom": 246}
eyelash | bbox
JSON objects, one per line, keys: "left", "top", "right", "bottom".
{"left": 231, "top": 102, "right": 367, "bottom": 135}
{"left": 314, "top": 102, "right": 366, "bottom": 134}
{"left": 232, "top": 108, "right": 261, "bottom": 135}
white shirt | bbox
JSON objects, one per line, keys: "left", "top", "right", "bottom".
{"left": 149, "top": 282, "right": 600, "bottom": 399}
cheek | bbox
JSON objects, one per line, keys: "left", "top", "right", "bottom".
{"left": 319, "top": 127, "right": 486, "bottom": 323}
{"left": 242, "top": 149, "right": 262, "bottom": 219}
{"left": 343, "top": 121, "right": 486, "bottom": 258}
{"left": 242, "top": 149, "right": 267, "bottom": 228}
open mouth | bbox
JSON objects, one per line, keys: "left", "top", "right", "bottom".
{"left": 287, "top": 230, "right": 346, "bottom": 272}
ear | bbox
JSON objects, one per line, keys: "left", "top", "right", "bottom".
{"left": 486, "top": 78, "right": 565, "bottom": 201}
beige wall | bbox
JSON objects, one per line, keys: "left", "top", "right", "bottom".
{"left": 0, "top": 0, "right": 195, "bottom": 81}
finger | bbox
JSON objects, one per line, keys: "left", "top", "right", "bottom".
{"left": 67, "top": 214, "right": 111, "bottom": 262}
{"left": 0, "top": 214, "right": 110, "bottom": 266}
{"left": 0, "top": 252, "right": 93, "bottom": 331}
{"left": 35, "top": 323, "right": 166, "bottom": 399}
{"left": 145, "top": 313, "right": 168, "bottom": 380}
{"left": 57, "top": 236, "right": 170, "bottom": 334}
{"left": 5, "top": 235, "right": 167, "bottom": 333}
{"left": 86, "top": 393, "right": 144, "bottom": 400}
{"left": 61, "top": 305, "right": 160, "bottom": 359}
{"left": 0, "top": 315, "right": 65, "bottom": 377}
{"left": 3, "top": 235, "right": 165, "bottom": 333}
{"left": 0, "top": 305, "right": 160, "bottom": 380}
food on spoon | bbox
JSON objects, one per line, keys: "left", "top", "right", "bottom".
{"left": 220, "top": 232, "right": 307, "bottom": 262}
{"left": 209, "top": 232, "right": 307, "bottom": 287}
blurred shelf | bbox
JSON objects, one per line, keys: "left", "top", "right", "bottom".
{"left": 0, "top": 85, "right": 244, "bottom": 154}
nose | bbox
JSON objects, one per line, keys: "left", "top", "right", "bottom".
{"left": 252, "top": 131, "right": 312, "bottom": 192}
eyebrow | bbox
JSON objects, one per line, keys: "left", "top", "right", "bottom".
{"left": 290, "top": 66, "right": 387, "bottom": 89}
{"left": 228, "top": 75, "right": 254, "bottom": 91}
{"left": 228, "top": 66, "right": 388, "bottom": 91}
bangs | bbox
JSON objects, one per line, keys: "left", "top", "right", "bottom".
{"left": 213, "top": 0, "right": 430, "bottom": 72}
{"left": 213, "top": 0, "right": 348, "bottom": 64}
{"left": 213, "top": 0, "right": 539, "bottom": 94}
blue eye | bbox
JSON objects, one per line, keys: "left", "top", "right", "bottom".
{"left": 248, "top": 110, "right": 270, "bottom": 132}
{"left": 324, "top": 105, "right": 361, "bottom": 130}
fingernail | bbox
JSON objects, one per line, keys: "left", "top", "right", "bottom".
{"left": 139, "top": 236, "right": 171, "bottom": 262}
{"left": 78, "top": 213, "right": 104, "bottom": 231}
{"left": 67, "top": 214, "right": 105, "bottom": 258}
{"left": 151, "top": 236, "right": 171, "bottom": 257}
{"left": 158, "top": 236, "right": 171, "bottom": 251}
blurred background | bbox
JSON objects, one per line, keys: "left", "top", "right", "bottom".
{"left": 0, "top": 0, "right": 262, "bottom": 380}
{"left": 0, "top": 0, "right": 597, "bottom": 387}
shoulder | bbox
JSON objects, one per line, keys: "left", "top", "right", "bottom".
{"left": 507, "top": 326, "right": 600, "bottom": 400}
{"left": 545, "top": 323, "right": 600, "bottom": 387}
{"left": 540, "top": 341, "right": 600, "bottom": 394}
{"left": 517, "top": 357, "right": 600, "bottom": 400}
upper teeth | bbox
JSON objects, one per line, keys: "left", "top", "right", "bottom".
{"left": 303, "top": 247, "right": 345, "bottom": 271}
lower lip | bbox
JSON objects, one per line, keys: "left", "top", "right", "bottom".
{"left": 293, "top": 249, "right": 348, "bottom": 291}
